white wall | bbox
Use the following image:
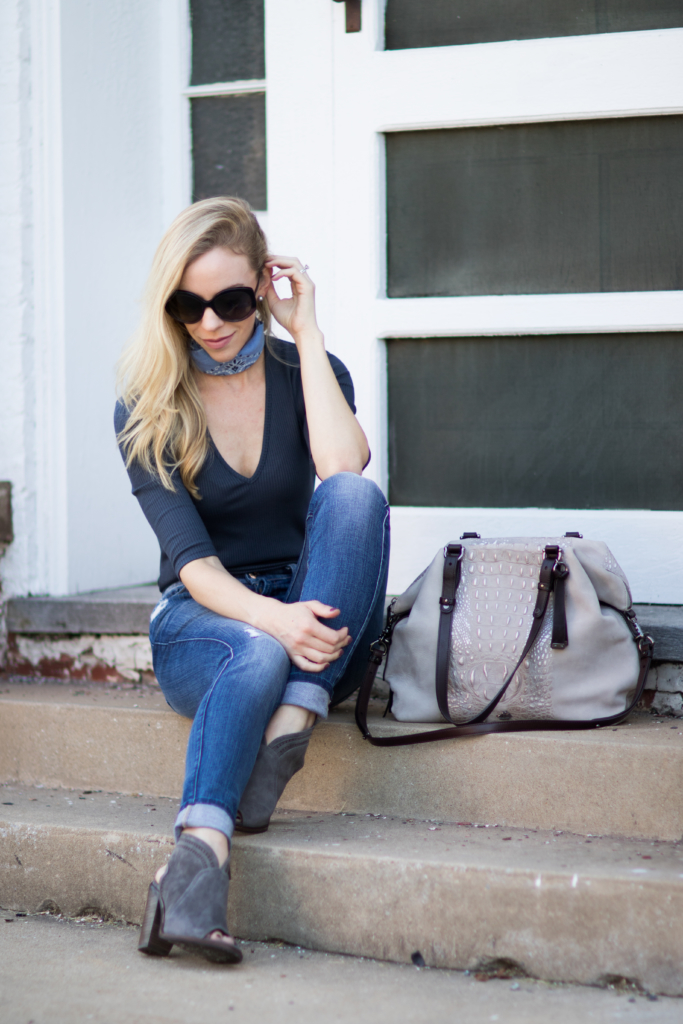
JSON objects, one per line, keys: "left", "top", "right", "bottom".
{"left": 60, "top": 0, "right": 164, "bottom": 593}
{"left": 0, "top": 0, "right": 166, "bottom": 597}
{"left": 0, "top": 0, "right": 38, "bottom": 598}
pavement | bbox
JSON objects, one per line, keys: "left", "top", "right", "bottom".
{"left": 0, "top": 913, "right": 680, "bottom": 1024}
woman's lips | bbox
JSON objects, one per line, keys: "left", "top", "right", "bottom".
{"left": 200, "top": 333, "right": 236, "bottom": 349}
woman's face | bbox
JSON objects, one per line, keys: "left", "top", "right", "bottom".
{"left": 178, "top": 246, "right": 268, "bottom": 363}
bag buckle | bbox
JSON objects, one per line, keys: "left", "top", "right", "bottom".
{"left": 638, "top": 634, "right": 654, "bottom": 656}
{"left": 538, "top": 545, "right": 566, "bottom": 590}
{"left": 369, "top": 638, "right": 388, "bottom": 662}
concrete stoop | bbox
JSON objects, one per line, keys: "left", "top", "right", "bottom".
{"left": 1, "top": 683, "right": 683, "bottom": 994}
{"left": 1, "top": 683, "right": 683, "bottom": 839}
{"left": 1, "top": 785, "right": 683, "bottom": 997}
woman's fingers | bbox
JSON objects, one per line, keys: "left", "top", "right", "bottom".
{"left": 298, "top": 645, "right": 342, "bottom": 667}
{"left": 264, "top": 600, "right": 350, "bottom": 668}
{"left": 266, "top": 255, "right": 307, "bottom": 270}
{"left": 269, "top": 268, "right": 312, "bottom": 290}
{"left": 290, "top": 619, "right": 350, "bottom": 655}
{"left": 291, "top": 655, "right": 328, "bottom": 673}
{"left": 265, "top": 257, "right": 313, "bottom": 286}
{"left": 303, "top": 601, "right": 340, "bottom": 619}
{"left": 303, "top": 618, "right": 351, "bottom": 651}
{"left": 298, "top": 632, "right": 350, "bottom": 657}
{"left": 292, "top": 644, "right": 347, "bottom": 672}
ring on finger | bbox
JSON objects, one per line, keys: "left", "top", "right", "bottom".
{"left": 300, "top": 264, "right": 310, "bottom": 274}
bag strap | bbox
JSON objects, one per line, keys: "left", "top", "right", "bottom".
{"left": 355, "top": 550, "right": 653, "bottom": 747}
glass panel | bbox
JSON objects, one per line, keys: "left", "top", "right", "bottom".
{"left": 387, "top": 334, "right": 683, "bottom": 510}
{"left": 385, "top": 0, "right": 683, "bottom": 50}
{"left": 190, "top": 0, "right": 265, "bottom": 85}
{"left": 191, "top": 94, "right": 266, "bottom": 209}
{"left": 386, "top": 116, "right": 683, "bottom": 297}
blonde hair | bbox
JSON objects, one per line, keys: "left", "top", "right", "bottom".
{"left": 116, "top": 197, "right": 271, "bottom": 498}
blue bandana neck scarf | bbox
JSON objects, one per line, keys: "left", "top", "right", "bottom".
{"left": 189, "top": 320, "right": 265, "bottom": 376}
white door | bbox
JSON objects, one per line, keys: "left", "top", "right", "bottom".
{"left": 267, "top": 1, "right": 683, "bottom": 602}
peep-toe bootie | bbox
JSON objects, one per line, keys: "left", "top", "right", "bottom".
{"left": 138, "top": 833, "right": 242, "bottom": 964}
{"left": 235, "top": 726, "right": 314, "bottom": 834}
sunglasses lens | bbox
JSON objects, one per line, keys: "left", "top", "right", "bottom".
{"left": 212, "top": 288, "right": 257, "bottom": 322}
{"left": 165, "top": 291, "right": 205, "bottom": 324}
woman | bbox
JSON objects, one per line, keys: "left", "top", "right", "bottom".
{"left": 115, "top": 197, "right": 389, "bottom": 963}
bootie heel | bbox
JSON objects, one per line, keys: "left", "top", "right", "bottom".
{"left": 138, "top": 881, "right": 173, "bottom": 956}
{"left": 235, "top": 726, "right": 314, "bottom": 834}
{"left": 138, "top": 833, "right": 242, "bottom": 965}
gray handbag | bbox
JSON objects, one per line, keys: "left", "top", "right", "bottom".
{"left": 355, "top": 534, "right": 654, "bottom": 747}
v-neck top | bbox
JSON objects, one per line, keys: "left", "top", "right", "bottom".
{"left": 114, "top": 338, "right": 356, "bottom": 591}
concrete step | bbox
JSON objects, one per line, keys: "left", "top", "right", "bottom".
{"left": 6, "top": 585, "right": 682, "bottom": 656}
{"left": 5, "top": 589, "right": 683, "bottom": 712}
{"left": 6, "top": 918, "right": 681, "bottom": 1024}
{"left": 2, "top": 782, "right": 682, "bottom": 996}
{"left": 1, "top": 682, "right": 682, "bottom": 840}
{"left": 6, "top": 584, "right": 160, "bottom": 635}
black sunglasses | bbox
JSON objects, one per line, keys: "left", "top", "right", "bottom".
{"left": 165, "top": 286, "right": 258, "bottom": 325}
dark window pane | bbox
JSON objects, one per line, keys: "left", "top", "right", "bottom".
{"left": 190, "top": 0, "right": 264, "bottom": 85}
{"left": 385, "top": 0, "right": 683, "bottom": 50}
{"left": 386, "top": 117, "right": 683, "bottom": 297}
{"left": 388, "top": 334, "right": 683, "bottom": 510}
{"left": 191, "top": 94, "right": 266, "bottom": 209}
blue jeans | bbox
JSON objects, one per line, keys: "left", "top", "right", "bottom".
{"left": 149, "top": 473, "right": 390, "bottom": 842}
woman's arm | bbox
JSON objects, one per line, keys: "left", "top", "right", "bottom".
{"left": 115, "top": 404, "right": 350, "bottom": 672}
{"left": 179, "top": 555, "right": 350, "bottom": 672}
{"left": 265, "top": 257, "right": 369, "bottom": 479}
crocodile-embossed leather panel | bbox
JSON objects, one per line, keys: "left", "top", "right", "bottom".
{"left": 447, "top": 541, "right": 554, "bottom": 722}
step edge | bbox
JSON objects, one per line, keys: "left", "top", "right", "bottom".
{"left": 3, "top": 815, "right": 683, "bottom": 885}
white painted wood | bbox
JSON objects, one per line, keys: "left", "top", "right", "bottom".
{"left": 388, "top": 507, "right": 683, "bottom": 605}
{"left": 372, "top": 30, "right": 683, "bottom": 131}
{"left": 331, "top": 4, "right": 683, "bottom": 596}
{"left": 30, "top": 0, "right": 69, "bottom": 596}
{"left": 160, "top": 0, "right": 192, "bottom": 226}
{"left": 184, "top": 80, "right": 267, "bottom": 97}
{"left": 329, "top": 0, "right": 389, "bottom": 488}
{"left": 264, "top": 2, "right": 336, "bottom": 350}
{"left": 375, "top": 292, "right": 683, "bottom": 338}
{"left": 57, "top": 1, "right": 166, "bottom": 593}
{"left": 0, "top": 0, "right": 40, "bottom": 599}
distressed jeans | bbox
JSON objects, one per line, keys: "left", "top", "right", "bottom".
{"left": 149, "top": 473, "right": 390, "bottom": 841}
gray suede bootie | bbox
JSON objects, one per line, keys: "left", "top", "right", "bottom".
{"left": 138, "top": 833, "right": 242, "bottom": 964}
{"left": 235, "top": 727, "right": 314, "bottom": 834}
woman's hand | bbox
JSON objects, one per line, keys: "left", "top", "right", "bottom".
{"left": 179, "top": 558, "right": 352, "bottom": 672}
{"left": 265, "top": 256, "right": 319, "bottom": 342}
{"left": 255, "top": 598, "right": 351, "bottom": 673}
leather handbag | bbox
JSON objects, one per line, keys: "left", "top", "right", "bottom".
{"left": 355, "top": 534, "right": 654, "bottom": 746}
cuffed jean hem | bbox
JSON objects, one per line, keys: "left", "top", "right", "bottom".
{"left": 174, "top": 802, "right": 235, "bottom": 843}
{"left": 281, "top": 681, "right": 330, "bottom": 719}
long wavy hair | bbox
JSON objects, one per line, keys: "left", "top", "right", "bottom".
{"left": 116, "top": 197, "right": 271, "bottom": 498}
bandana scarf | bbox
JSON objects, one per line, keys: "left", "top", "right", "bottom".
{"left": 189, "top": 321, "right": 265, "bottom": 376}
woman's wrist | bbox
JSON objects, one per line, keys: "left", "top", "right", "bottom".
{"left": 246, "top": 593, "right": 282, "bottom": 635}
{"left": 291, "top": 326, "right": 324, "bottom": 349}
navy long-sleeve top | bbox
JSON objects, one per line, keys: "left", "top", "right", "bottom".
{"left": 114, "top": 337, "right": 356, "bottom": 592}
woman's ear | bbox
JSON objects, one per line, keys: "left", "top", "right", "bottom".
{"left": 257, "top": 265, "right": 272, "bottom": 299}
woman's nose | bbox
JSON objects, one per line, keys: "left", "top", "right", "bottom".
{"left": 201, "top": 307, "right": 224, "bottom": 331}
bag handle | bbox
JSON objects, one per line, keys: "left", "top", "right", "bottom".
{"left": 355, "top": 547, "right": 653, "bottom": 747}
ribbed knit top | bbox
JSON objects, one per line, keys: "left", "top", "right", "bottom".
{"left": 114, "top": 338, "right": 355, "bottom": 591}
